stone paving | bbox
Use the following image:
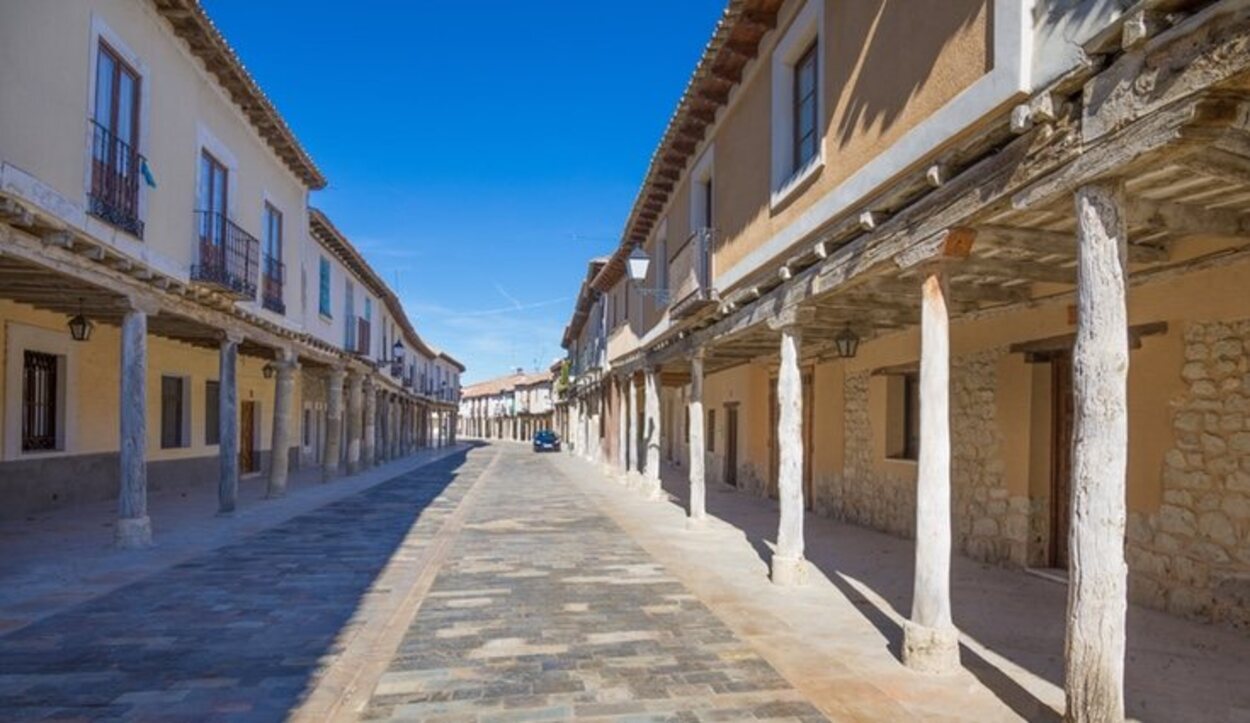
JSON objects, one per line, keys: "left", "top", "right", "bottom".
{"left": 363, "top": 446, "right": 826, "bottom": 722}
{"left": 0, "top": 448, "right": 486, "bottom": 722}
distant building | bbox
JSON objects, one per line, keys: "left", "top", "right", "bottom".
{"left": 459, "top": 369, "right": 555, "bottom": 442}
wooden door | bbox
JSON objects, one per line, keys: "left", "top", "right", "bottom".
{"left": 240, "top": 400, "right": 257, "bottom": 473}
{"left": 1050, "top": 354, "right": 1074, "bottom": 568}
{"left": 725, "top": 404, "right": 739, "bottom": 487}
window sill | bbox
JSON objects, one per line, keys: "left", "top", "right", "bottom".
{"left": 770, "top": 155, "right": 824, "bottom": 211}
{"left": 319, "top": 312, "right": 333, "bottom": 323}
{"left": 884, "top": 456, "right": 918, "bottom": 465}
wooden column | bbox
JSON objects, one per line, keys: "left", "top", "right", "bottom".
{"left": 217, "top": 332, "right": 242, "bottom": 515}
{"left": 903, "top": 268, "right": 961, "bottom": 673}
{"left": 323, "top": 368, "right": 345, "bottom": 480}
{"left": 627, "top": 375, "right": 639, "bottom": 476}
{"left": 363, "top": 379, "right": 377, "bottom": 468}
{"left": 1066, "top": 181, "right": 1129, "bottom": 723}
{"left": 618, "top": 379, "right": 630, "bottom": 474}
{"left": 771, "top": 318, "right": 807, "bottom": 585}
{"left": 643, "top": 367, "right": 662, "bottom": 498}
{"left": 116, "top": 299, "right": 156, "bottom": 548}
{"left": 346, "top": 372, "right": 363, "bottom": 474}
{"left": 266, "top": 350, "right": 298, "bottom": 499}
{"left": 688, "top": 350, "right": 707, "bottom": 526}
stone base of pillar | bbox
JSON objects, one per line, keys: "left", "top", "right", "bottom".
{"left": 642, "top": 478, "right": 664, "bottom": 501}
{"left": 902, "top": 620, "right": 961, "bottom": 674}
{"left": 115, "top": 516, "right": 152, "bottom": 549}
{"left": 685, "top": 514, "right": 708, "bottom": 531}
{"left": 347, "top": 461, "right": 361, "bottom": 476}
{"left": 265, "top": 488, "right": 286, "bottom": 500}
{"left": 770, "top": 554, "right": 808, "bottom": 587}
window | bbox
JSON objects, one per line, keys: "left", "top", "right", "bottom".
{"left": 21, "top": 351, "right": 58, "bottom": 452}
{"left": 205, "top": 380, "right": 220, "bottom": 446}
{"left": 262, "top": 203, "right": 284, "bottom": 314}
{"left": 707, "top": 409, "right": 716, "bottom": 453}
{"left": 160, "top": 376, "right": 187, "bottom": 449}
{"left": 793, "top": 41, "right": 819, "bottom": 170}
{"left": 690, "top": 148, "right": 715, "bottom": 231}
{"left": 344, "top": 280, "right": 356, "bottom": 349}
{"left": 197, "top": 151, "right": 228, "bottom": 245}
{"left": 770, "top": 0, "right": 823, "bottom": 201}
{"left": 886, "top": 372, "right": 920, "bottom": 461}
{"left": 318, "top": 257, "right": 332, "bottom": 317}
{"left": 89, "top": 41, "right": 143, "bottom": 236}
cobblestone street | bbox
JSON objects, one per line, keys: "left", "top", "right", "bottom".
{"left": 362, "top": 446, "right": 823, "bottom": 722}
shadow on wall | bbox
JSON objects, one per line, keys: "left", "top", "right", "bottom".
{"left": 0, "top": 448, "right": 478, "bottom": 720}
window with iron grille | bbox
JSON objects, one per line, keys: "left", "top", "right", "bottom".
{"left": 205, "top": 380, "right": 220, "bottom": 446}
{"left": 89, "top": 41, "right": 144, "bottom": 237}
{"left": 21, "top": 351, "right": 58, "bottom": 452}
{"left": 161, "top": 376, "right": 186, "bottom": 449}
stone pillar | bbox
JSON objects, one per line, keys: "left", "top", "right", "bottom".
{"left": 346, "top": 372, "right": 363, "bottom": 474}
{"left": 266, "top": 350, "right": 298, "bottom": 499}
{"left": 217, "top": 332, "right": 242, "bottom": 515}
{"left": 1065, "top": 181, "right": 1129, "bottom": 723}
{"left": 392, "top": 399, "right": 401, "bottom": 457}
{"left": 116, "top": 300, "right": 155, "bottom": 548}
{"left": 643, "top": 367, "right": 662, "bottom": 498}
{"left": 688, "top": 350, "right": 707, "bottom": 527}
{"left": 323, "top": 369, "right": 345, "bottom": 480}
{"left": 771, "top": 320, "right": 806, "bottom": 586}
{"left": 903, "top": 269, "right": 960, "bottom": 673}
{"left": 363, "top": 379, "right": 377, "bottom": 468}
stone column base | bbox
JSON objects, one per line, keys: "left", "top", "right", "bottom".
{"left": 902, "top": 620, "right": 961, "bottom": 674}
{"left": 685, "top": 514, "right": 708, "bottom": 530}
{"left": 770, "top": 555, "right": 808, "bottom": 586}
{"left": 115, "top": 516, "right": 152, "bottom": 549}
{"left": 642, "top": 476, "right": 664, "bottom": 500}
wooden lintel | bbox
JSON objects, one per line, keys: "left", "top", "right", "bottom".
{"left": 1010, "top": 321, "right": 1169, "bottom": 358}
{"left": 871, "top": 361, "right": 919, "bottom": 377}
{"left": 1126, "top": 196, "right": 1250, "bottom": 238}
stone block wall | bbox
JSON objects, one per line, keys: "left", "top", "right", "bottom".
{"left": 1127, "top": 319, "right": 1250, "bottom": 627}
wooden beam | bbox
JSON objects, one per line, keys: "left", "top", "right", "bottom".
{"left": 1125, "top": 196, "right": 1250, "bottom": 237}
{"left": 977, "top": 224, "right": 1167, "bottom": 263}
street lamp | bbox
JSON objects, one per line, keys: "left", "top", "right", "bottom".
{"left": 262, "top": 362, "right": 276, "bottom": 379}
{"left": 67, "top": 298, "right": 93, "bottom": 342}
{"left": 391, "top": 340, "right": 405, "bottom": 376}
{"left": 834, "top": 325, "right": 860, "bottom": 359}
{"left": 626, "top": 243, "right": 668, "bottom": 303}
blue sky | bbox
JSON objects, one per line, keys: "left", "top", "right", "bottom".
{"left": 203, "top": 1, "right": 725, "bottom": 383}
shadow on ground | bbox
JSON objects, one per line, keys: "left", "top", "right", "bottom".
{"left": 0, "top": 448, "right": 478, "bottom": 721}
{"left": 657, "top": 467, "right": 1247, "bottom": 723}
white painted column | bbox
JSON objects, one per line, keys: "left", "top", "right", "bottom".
{"left": 266, "top": 351, "right": 298, "bottom": 499}
{"left": 1065, "top": 181, "right": 1130, "bottom": 723}
{"left": 363, "top": 379, "right": 377, "bottom": 468}
{"left": 346, "top": 372, "right": 363, "bottom": 474}
{"left": 217, "top": 332, "right": 241, "bottom": 515}
{"left": 116, "top": 300, "right": 154, "bottom": 548}
{"left": 643, "top": 366, "right": 662, "bottom": 499}
{"left": 771, "top": 323, "right": 807, "bottom": 585}
{"left": 903, "top": 268, "right": 961, "bottom": 672}
{"left": 688, "top": 350, "right": 707, "bottom": 526}
{"left": 323, "top": 368, "right": 345, "bottom": 480}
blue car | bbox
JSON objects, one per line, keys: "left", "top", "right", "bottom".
{"left": 533, "top": 430, "right": 560, "bottom": 452}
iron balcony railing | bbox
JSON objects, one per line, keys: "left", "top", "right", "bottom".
{"left": 669, "top": 227, "right": 717, "bottom": 318}
{"left": 192, "top": 211, "right": 260, "bottom": 299}
{"left": 88, "top": 119, "right": 145, "bottom": 238}
{"left": 261, "top": 254, "right": 285, "bottom": 314}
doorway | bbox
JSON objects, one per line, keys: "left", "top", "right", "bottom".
{"left": 725, "top": 403, "right": 739, "bottom": 487}
{"left": 240, "top": 400, "right": 258, "bottom": 473}
{"left": 1050, "top": 353, "right": 1074, "bottom": 568}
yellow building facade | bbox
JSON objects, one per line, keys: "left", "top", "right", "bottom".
{"left": 0, "top": 1, "right": 461, "bottom": 535}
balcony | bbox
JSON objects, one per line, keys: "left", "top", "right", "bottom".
{"left": 192, "top": 211, "right": 259, "bottom": 300}
{"left": 88, "top": 120, "right": 145, "bottom": 238}
{"left": 668, "top": 227, "right": 717, "bottom": 319}
{"left": 261, "top": 255, "right": 285, "bottom": 314}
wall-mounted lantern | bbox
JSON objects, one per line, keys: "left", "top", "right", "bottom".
{"left": 67, "top": 298, "right": 93, "bottom": 342}
{"left": 834, "top": 325, "right": 860, "bottom": 359}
